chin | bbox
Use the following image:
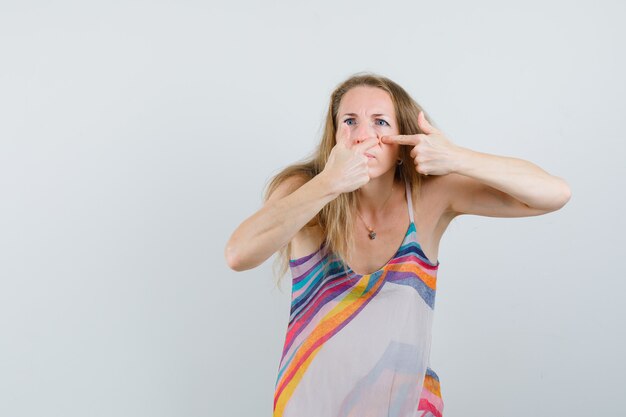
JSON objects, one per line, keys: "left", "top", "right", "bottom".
{"left": 366, "top": 165, "right": 394, "bottom": 179}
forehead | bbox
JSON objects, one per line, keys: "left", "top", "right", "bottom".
{"left": 338, "top": 86, "right": 395, "bottom": 116}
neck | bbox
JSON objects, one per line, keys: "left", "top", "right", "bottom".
{"left": 356, "top": 170, "right": 399, "bottom": 218}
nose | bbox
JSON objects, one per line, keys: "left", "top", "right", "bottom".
{"left": 352, "top": 121, "right": 380, "bottom": 145}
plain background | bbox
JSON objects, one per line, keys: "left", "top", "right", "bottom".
{"left": 1, "top": 1, "right": 624, "bottom": 416}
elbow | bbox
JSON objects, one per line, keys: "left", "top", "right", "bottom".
{"left": 556, "top": 179, "right": 572, "bottom": 209}
{"left": 224, "top": 240, "right": 244, "bottom": 272}
{"left": 531, "top": 179, "right": 572, "bottom": 213}
{"left": 547, "top": 179, "right": 572, "bottom": 212}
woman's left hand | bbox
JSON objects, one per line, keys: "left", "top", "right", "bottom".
{"left": 381, "top": 111, "right": 463, "bottom": 176}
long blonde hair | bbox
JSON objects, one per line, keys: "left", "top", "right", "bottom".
{"left": 263, "top": 72, "right": 437, "bottom": 291}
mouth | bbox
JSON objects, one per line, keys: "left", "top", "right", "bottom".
{"left": 365, "top": 153, "right": 376, "bottom": 159}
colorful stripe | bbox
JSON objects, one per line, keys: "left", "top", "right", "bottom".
{"left": 275, "top": 178, "right": 443, "bottom": 416}
{"left": 418, "top": 368, "right": 444, "bottom": 416}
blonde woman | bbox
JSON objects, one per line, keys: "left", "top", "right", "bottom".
{"left": 224, "top": 72, "right": 571, "bottom": 417}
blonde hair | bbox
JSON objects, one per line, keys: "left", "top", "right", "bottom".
{"left": 263, "top": 71, "right": 437, "bottom": 291}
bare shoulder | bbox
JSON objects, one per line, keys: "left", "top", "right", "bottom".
{"left": 415, "top": 174, "right": 458, "bottom": 222}
{"left": 265, "top": 174, "right": 324, "bottom": 261}
{"left": 288, "top": 223, "right": 324, "bottom": 261}
{"left": 410, "top": 175, "right": 459, "bottom": 256}
{"left": 418, "top": 172, "right": 496, "bottom": 217}
{"left": 265, "top": 174, "right": 310, "bottom": 204}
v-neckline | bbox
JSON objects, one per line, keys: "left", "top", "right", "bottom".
{"left": 343, "top": 221, "right": 413, "bottom": 277}
{"left": 343, "top": 177, "right": 413, "bottom": 277}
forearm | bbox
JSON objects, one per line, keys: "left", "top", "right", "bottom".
{"left": 453, "top": 146, "right": 571, "bottom": 210}
{"left": 225, "top": 173, "right": 338, "bottom": 271}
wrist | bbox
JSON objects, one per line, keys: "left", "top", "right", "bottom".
{"left": 316, "top": 170, "right": 340, "bottom": 200}
{"left": 451, "top": 146, "right": 476, "bottom": 175}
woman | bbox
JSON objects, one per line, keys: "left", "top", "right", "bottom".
{"left": 224, "top": 72, "right": 571, "bottom": 417}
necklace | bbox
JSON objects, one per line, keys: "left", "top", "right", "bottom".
{"left": 356, "top": 184, "right": 395, "bottom": 240}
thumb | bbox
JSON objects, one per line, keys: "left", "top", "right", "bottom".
{"left": 338, "top": 121, "right": 352, "bottom": 147}
{"left": 418, "top": 110, "right": 438, "bottom": 135}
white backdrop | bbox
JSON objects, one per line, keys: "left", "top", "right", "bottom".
{"left": 1, "top": 1, "right": 624, "bottom": 416}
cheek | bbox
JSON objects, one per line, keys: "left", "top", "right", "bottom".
{"left": 379, "top": 146, "right": 401, "bottom": 163}
{"left": 380, "top": 143, "right": 400, "bottom": 156}
{"left": 375, "top": 126, "right": 397, "bottom": 139}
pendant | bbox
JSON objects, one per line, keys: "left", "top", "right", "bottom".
{"left": 368, "top": 230, "right": 376, "bottom": 240}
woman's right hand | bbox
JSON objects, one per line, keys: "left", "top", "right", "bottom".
{"left": 321, "top": 122, "right": 380, "bottom": 195}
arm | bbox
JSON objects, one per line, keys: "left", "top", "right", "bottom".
{"left": 445, "top": 147, "right": 572, "bottom": 218}
{"left": 224, "top": 173, "right": 339, "bottom": 272}
{"left": 381, "top": 110, "right": 571, "bottom": 218}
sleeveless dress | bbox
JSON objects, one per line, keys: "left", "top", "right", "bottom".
{"left": 274, "top": 178, "right": 444, "bottom": 417}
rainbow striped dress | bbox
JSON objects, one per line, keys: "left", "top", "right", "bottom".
{"left": 273, "top": 178, "right": 444, "bottom": 417}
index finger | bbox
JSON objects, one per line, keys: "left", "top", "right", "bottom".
{"left": 381, "top": 134, "right": 418, "bottom": 146}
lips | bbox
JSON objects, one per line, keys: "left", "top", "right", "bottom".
{"left": 365, "top": 153, "right": 376, "bottom": 158}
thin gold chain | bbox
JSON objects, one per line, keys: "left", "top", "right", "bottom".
{"left": 356, "top": 184, "right": 395, "bottom": 238}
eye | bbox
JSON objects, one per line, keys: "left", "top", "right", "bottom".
{"left": 344, "top": 118, "right": 356, "bottom": 126}
{"left": 376, "top": 119, "right": 390, "bottom": 127}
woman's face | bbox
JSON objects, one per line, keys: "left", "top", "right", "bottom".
{"left": 336, "top": 86, "right": 400, "bottom": 178}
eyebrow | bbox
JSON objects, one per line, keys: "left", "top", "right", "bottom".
{"left": 341, "top": 113, "right": 390, "bottom": 118}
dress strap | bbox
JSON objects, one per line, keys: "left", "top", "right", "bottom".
{"left": 404, "top": 177, "right": 414, "bottom": 223}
